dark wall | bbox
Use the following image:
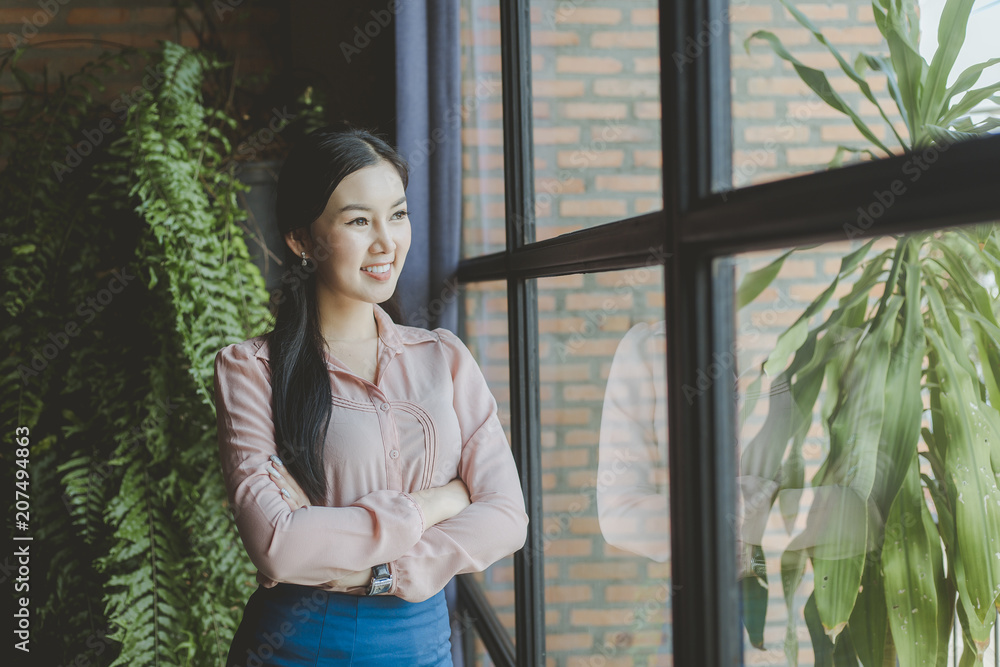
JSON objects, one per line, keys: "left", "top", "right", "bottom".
{"left": 289, "top": 0, "right": 398, "bottom": 145}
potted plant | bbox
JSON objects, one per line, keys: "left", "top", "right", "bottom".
{"left": 737, "top": 0, "right": 1000, "bottom": 665}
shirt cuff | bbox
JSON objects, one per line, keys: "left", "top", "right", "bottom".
{"left": 399, "top": 491, "right": 426, "bottom": 533}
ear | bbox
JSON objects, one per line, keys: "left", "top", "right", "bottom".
{"left": 284, "top": 227, "right": 312, "bottom": 258}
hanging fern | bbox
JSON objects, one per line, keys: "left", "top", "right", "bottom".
{"left": 2, "top": 37, "right": 275, "bottom": 665}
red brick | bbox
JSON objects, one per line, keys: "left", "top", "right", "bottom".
{"left": 546, "top": 633, "right": 593, "bottom": 651}
{"left": 560, "top": 199, "right": 627, "bottom": 217}
{"left": 747, "top": 76, "right": 812, "bottom": 96}
{"left": 565, "top": 292, "right": 634, "bottom": 310}
{"left": 570, "top": 608, "right": 637, "bottom": 626}
{"left": 728, "top": 5, "right": 773, "bottom": 22}
{"left": 568, "top": 561, "right": 638, "bottom": 580}
{"left": 786, "top": 146, "right": 837, "bottom": 166}
{"left": 634, "top": 150, "right": 662, "bottom": 167}
{"left": 541, "top": 449, "right": 590, "bottom": 467}
{"left": 593, "top": 78, "right": 659, "bottom": 97}
{"left": 544, "top": 539, "right": 592, "bottom": 557}
{"left": 530, "top": 30, "right": 580, "bottom": 47}
{"left": 131, "top": 8, "right": 183, "bottom": 23}
{"left": 635, "top": 198, "right": 663, "bottom": 214}
{"left": 733, "top": 101, "right": 776, "bottom": 119}
{"left": 731, "top": 52, "right": 775, "bottom": 69}
{"left": 634, "top": 101, "right": 660, "bottom": 119}
{"left": 534, "top": 126, "right": 581, "bottom": 144}
{"left": 557, "top": 149, "right": 624, "bottom": 168}
{"left": 596, "top": 175, "right": 660, "bottom": 192}
{"left": 631, "top": 8, "right": 659, "bottom": 25}
{"left": 534, "top": 79, "right": 586, "bottom": 97}
{"left": 561, "top": 101, "right": 628, "bottom": 120}
{"left": 536, "top": 176, "right": 585, "bottom": 194}
{"left": 744, "top": 125, "right": 809, "bottom": 143}
{"left": 66, "top": 8, "right": 129, "bottom": 24}
{"left": 591, "top": 31, "right": 658, "bottom": 49}
{"left": 825, "top": 26, "right": 885, "bottom": 45}
{"left": 557, "top": 56, "right": 623, "bottom": 74}
{"left": 634, "top": 56, "right": 659, "bottom": 73}
{"left": 554, "top": 8, "right": 622, "bottom": 24}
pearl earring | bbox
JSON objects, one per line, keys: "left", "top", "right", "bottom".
{"left": 301, "top": 251, "right": 307, "bottom": 267}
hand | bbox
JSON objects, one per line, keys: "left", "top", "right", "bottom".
{"left": 410, "top": 478, "right": 471, "bottom": 528}
{"left": 266, "top": 454, "right": 310, "bottom": 511}
{"left": 324, "top": 568, "right": 372, "bottom": 594}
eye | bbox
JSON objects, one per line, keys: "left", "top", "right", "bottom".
{"left": 347, "top": 217, "right": 368, "bottom": 226}
{"left": 392, "top": 209, "right": 408, "bottom": 220}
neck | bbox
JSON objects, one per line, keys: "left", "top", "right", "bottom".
{"left": 315, "top": 293, "right": 379, "bottom": 342}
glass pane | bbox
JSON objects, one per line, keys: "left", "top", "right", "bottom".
{"left": 729, "top": 222, "right": 1000, "bottom": 664}
{"left": 459, "top": 280, "right": 517, "bottom": 657}
{"left": 537, "top": 266, "right": 672, "bottom": 665}
{"left": 727, "top": 0, "right": 1000, "bottom": 191}
{"left": 461, "top": 0, "right": 507, "bottom": 258}
{"left": 530, "top": 1, "right": 663, "bottom": 238}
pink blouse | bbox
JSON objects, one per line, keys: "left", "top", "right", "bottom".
{"left": 213, "top": 303, "right": 528, "bottom": 603}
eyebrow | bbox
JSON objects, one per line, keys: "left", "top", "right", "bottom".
{"left": 337, "top": 196, "right": 407, "bottom": 214}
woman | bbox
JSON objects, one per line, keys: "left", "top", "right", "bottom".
{"left": 213, "top": 124, "right": 528, "bottom": 666}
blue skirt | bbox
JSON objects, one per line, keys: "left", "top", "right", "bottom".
{"left": 226, "top": 583, "right": 453, "bottom": 667}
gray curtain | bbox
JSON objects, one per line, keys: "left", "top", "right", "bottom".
{"left": 394, "top": 0, "right": 462, "bottom": 334}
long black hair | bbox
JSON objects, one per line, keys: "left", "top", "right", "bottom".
{"left": 267, "top": 123, "right": 408, "bottom": 505}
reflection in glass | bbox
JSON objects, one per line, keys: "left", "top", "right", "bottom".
{"left": 732, "top": 223, "right": 1000, "bottom": 665}
{"left": 538, "top": 267, "right": 671, "bottom": 666}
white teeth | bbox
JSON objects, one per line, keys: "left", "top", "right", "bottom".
{"left": 362, "top": 264, "right": 391, "bottom": 274}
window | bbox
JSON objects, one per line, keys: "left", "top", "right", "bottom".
{"left": 454, "top": 0, "right": 1000, "bottom": 665}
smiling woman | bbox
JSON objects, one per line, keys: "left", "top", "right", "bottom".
{"left": 213, "top": 124, "right": 528, "bottom": 667}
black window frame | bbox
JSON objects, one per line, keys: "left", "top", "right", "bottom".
{"left": 452, "top": 0, "right": 1000, "bottom": 665}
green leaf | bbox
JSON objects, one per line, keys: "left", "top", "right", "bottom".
{"left": 745, "top": 30, "right": 894, "bottom": 156}
{"left": 920, "top": 0, "right": 976, "bottom": 125}
{"left": 777, "top": 0, "right": 908, "bottom": 147}
{"left": 741, "top": 544, "right": 769, "bottom": 649}
{"left": 881, "top": 453, "right": 946, "bottom": 667}
{"left": 737, "top": 248, "right": 795, "bottom": 309}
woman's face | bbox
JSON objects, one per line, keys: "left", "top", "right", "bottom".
{"left": 293, "top": 160, "right": 410, "bottom": 308}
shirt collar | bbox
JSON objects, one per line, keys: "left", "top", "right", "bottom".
{"left": 251, "top": 302, "right": 438, "bottom": 361}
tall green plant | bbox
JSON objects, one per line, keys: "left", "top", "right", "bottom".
{"left": 1, "top": 40, "right": 273, "bottom": 664}
{"left": 739, "top": 1, "right": 1000, "bottom": 665}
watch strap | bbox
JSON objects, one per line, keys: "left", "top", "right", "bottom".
{"left": 366, "top": 563, "right": 392, "bottom": 596}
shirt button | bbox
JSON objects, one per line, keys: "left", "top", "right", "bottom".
{"left": 380, "top": 402, "right": 390, "bottom": 411}
{"left": 389, "top": 449, "right": 399, "bottom": 459}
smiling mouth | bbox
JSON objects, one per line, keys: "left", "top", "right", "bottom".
{"left": 361, "top": 262, "right": 392, "bottom": 275}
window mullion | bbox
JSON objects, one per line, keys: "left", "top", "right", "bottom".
{"left": 499, "top": 1, "right": 545, "bottom": 667}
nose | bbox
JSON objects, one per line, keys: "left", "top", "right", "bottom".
{"left": 371, "top": 218, "right": 396, "bottom": 254}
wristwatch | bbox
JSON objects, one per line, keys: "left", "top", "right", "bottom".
{"left": 366, "top": 563, "right": 392, "bottom": 596}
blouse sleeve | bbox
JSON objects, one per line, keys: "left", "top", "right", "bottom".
{"left": 595, "top": 322, "right": 671, "bottom": 562}
{"left": 386, "top": 329, "right": 529, "bottom": 602}
{"left": 214, "top": 342, "right": 427, "bottom": 586}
